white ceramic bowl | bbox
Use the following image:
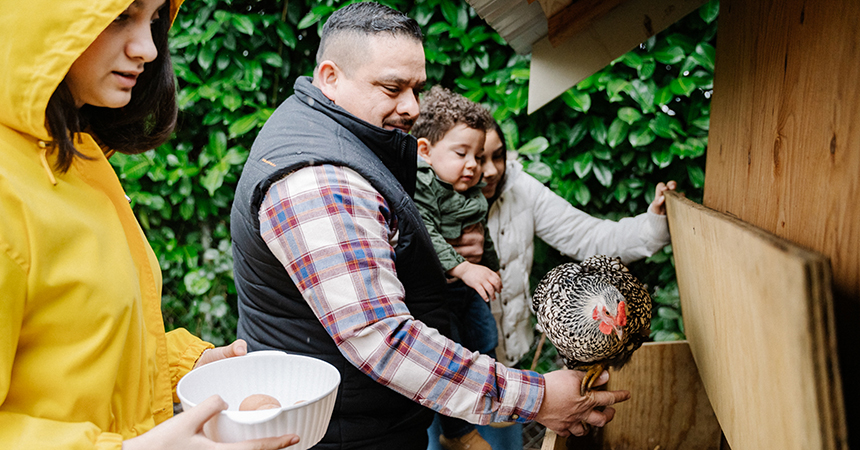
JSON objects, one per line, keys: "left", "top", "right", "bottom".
{"left": 177, "top": 350, "right": 340, "bottom": 449}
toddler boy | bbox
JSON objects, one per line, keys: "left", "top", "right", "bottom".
{"left": 412, "top": 86, "right": 500, "bottom": 450}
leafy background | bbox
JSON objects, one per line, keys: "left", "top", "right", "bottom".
{"left": 111, "top": 0, "right": 716, "bottom": 353}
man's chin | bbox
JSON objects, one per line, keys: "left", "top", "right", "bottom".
{"left": 383, "top": 123, "right": 413, "bottom": 133}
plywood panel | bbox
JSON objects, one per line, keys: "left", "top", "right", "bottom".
{"left": 540, "top": 341, "right": 720, "bottom": 450}
{"left": 665, "top": 192, "right": 846, "bottom": 450}
{"left": 603, "top": 341, "right": 720, "bottom": 450}
{"left": 703, "top": 0, "right": 860, "bottom": 442}
{"left": 527, "top": 0, "right": 706, "bottom": 113}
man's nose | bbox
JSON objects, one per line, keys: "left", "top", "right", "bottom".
{"left": 397, "top": 89, "right": 420, "bottom": 119}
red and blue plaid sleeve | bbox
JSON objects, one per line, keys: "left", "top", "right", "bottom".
{"left": 258, "top": 165, "right": 544, "bottom": 424}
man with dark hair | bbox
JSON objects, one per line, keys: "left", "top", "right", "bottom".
{"left": 231, "top": 3, "right": 629, "bottom": 449}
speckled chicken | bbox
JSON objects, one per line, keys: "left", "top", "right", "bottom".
{"left": 533, "top": 255, "right": 652, "bottom": 396}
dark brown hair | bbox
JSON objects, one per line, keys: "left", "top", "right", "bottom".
{"left": 411, "top": 86, "right": 493, "bottom": 144}
{"left": 316, "top": 2, "right": 423, "bottom": 67}
{"left": 45, "top": 0, "right": 177, "bottom": 173}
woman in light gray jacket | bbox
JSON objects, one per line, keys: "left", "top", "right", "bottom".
{"left": 439, "top": 122, "right": 675, "bottom": 450}
{"left": 480, "top": 123, "right": 675, "bottom": 367}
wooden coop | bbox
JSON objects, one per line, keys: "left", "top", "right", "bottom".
{"left": 465, "top": 0, "right": 859, "bottom": 449}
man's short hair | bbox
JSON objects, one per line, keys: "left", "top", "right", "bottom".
{"left": 412, "top": 86, "right": 493, "bottom": 145}
{"left": 316, "top": 2, "right": 424, "bottom": 71}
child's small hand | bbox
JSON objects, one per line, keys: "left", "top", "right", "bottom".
{"left": 449, "top": 261, "right": 502, "bottom": 301}
{"left": 648, "top": 181, "right": 677, "bottom": 215}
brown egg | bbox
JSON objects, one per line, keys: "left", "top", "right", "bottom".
{"left": 239, "top": 394, "right": 282, "bottom": 411}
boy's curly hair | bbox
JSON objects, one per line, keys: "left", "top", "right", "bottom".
{"left": 412, "top": 86, "right": 493, "bottom": 144}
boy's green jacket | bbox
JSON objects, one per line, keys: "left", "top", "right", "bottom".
{"left": 414, "top": 159, "right": 500, "bottom": 272}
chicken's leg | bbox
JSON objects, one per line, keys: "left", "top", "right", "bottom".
{"left": 579, "top": 364, "right": 606, "bottom": 396}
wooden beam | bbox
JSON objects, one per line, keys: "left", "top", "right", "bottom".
{"left": 548, "top": 0, "right": 627, "bottom": 47}
{"left": 665, "top": 191, "right": 846, "bottom": 450}
{"left": 535, "top": 0, "right": 574, "bottom": 19}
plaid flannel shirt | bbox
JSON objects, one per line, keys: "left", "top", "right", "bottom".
{"left": 258, "top": 164, "right": 544, "bottom": 424}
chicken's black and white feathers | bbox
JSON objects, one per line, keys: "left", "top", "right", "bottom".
{"left": 533, "top": 255, "right": 651, "bottom": 373}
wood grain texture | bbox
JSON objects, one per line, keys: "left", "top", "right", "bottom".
{"left": 547, "top": 0, "right": 626, "bottom": 47}
{"left": 603, "top": 341, "right": 721, "bottom": 450}
{"left": 527, "top": 0, "right": 706, "bottom": 113}
{"left": 665, "top": 191, "right": 846, "bottom": 450}
{"left": 539, "top": 341, "right": 720, "bottom": 450}
{"left": 703, "top": 0, "right": 860, "bottom": 443}
{"left": 535, "top": 0, "right": 573, "bottom": 18}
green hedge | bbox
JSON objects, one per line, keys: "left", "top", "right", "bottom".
{"left": 111, "top": 0, "right": 717, "bottom": 345}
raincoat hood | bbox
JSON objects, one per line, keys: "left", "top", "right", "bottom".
{"left": 0, "top": 0, "right": 183, "bottom": 141}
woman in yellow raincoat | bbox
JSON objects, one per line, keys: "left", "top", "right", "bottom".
{"left": 0, "top": 1, "right": 298, "bottom": 449}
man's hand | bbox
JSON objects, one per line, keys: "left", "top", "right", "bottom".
{"left": 446, "top": 223, "right": 485, "bottom": 264}
{"left": 448, "top": 261, "right": 501, "bottom": 302}
{"left": 195, "top": 339, "right": 248, "bottom": 369}
{"left": 535, "top": 370, "right": 630, "bottom": 437}
{"left": 648, "top": 181, "right": 677, "bottom": 215}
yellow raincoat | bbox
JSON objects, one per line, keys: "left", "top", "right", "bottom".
{"left": 0, "top": 0, "right": 213, "bottom": 449}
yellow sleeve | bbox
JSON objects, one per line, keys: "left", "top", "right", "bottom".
{"left": 0, "top": 250, "right": 124, "bottom": 450}
{"left": 165, "top": 328, "right": 213, "bottom": 402}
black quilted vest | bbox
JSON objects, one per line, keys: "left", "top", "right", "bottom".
{"left": 231, "top": 77, "right": 449, "bottom": 449}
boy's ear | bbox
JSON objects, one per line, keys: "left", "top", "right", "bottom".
{"left": 314, "top": 60, "right": 340, "bottom": 102}
{"left": 416, "top": 137, "right": 432, "bottom": 160}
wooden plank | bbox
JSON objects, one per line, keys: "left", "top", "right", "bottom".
{"left": 665, "top": 191, "right": 846, "bottom": 450}
{"left": 603, "top": 341, "right": 721, "bottom": 449}
{"left": 547, "top": 0, "right": 627, "bottom": 48}
{"left": 704, "top": 1, "right": 860, "bottom": 441}
{"left": 527, "top": 0, "right": 706, "bottom": 113}
{"left": 540, "top": 429, "right": 568, "bottom": 450}
{"left": 540, "top": 341, "right": 720, "bottom": 450}
{"left": 535, "top": 0, "right": 573, "bottom": 19}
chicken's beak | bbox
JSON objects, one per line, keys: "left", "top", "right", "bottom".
{"left": 613, "top": 325, "right": 624, "bottom": 341}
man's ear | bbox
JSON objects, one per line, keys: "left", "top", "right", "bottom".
{"left": 314, "top": 60, "right": 340, "bottom": 101}
{"left": 417, "top": 137, "right": 432, "bottom": 160}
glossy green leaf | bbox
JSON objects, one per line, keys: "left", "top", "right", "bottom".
{"left": 297, "top": 6, "right": 333, "bottom": 30}
{"left": 567, "top": 121, "right": 588, "bottom": 147}
{"left": 591, "top": 144, "right": 613, "bottom": 160}
{"left": 518, "top": 136, "right": 550, "bottom": 155}
{"left": 655, "top": 86, "right": 674, "bottom": 106}
{"left": 651, "top": 146, "right": 674, "bottom": 168}
{"left": 670, "top": 76, "right": 697, "bottom": 96}
{"left": 638, "top": 57, "right": 656, "bottom": 79}
{"left": 524, "top": 161, "right": 552, "bottom": 183}
{"left": 653, "top": 45, "right": 685, "bottom": 65}
{"left": 572, "top": 152, "right": 593, "bottom": 178}
{"left": 628, "top": 125, "right": 656, "bottom": 147}
{"left": 699, "top": 0, "right": 719, "bottom": 24}
{"left": 593, "top": 161, "right": 613, "bottom": 187}
{"left": 589, "top": 117, "right": 607, "bottom": 145}
{"left": 688, "top": 164, "right": 705, "bottom": 188}
{"left": 208, "top": 130, "right": 227, "bottom": 157}
{"left": 259, "top": 52, "right": 283, "bottom": 68}
{"left": 276, "top": 21, "right": 297, "bottom": 48}
{"left": 626, "top": 79, "right": 655, "bottom": 113}
{"left": 692, "top": 42, "right": 716, "bottom": 72}
{"left": 184, "top": 270, "right": 212, "bottom": 296}
{"left": 650, "top": 113, "right": 678, "bottom": 139}
{"left": 607, "top": 118, "right": 630, "bottom": 148}
{"left": 228, "top": 114, "right": 259, "bottom": 138}
{"left": 231, "top": 15, "right": 254, "bottom": 35}
{"left": 613, "top": 181, "right": 629, "bottom": 203}
{"left": 562, "top": 89, "right": 591, "bottom": 113}
{"left": 121, "top": 156, "right": 152, "bottom": 181}
{"left": 618, "top": 107, "right": 642, "bottom": 125}
{"left": 573, "top": 180, "right": 591, "bottom": 206}
{"left": 197, "top": 45, "right": 215, "bottom": 71}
